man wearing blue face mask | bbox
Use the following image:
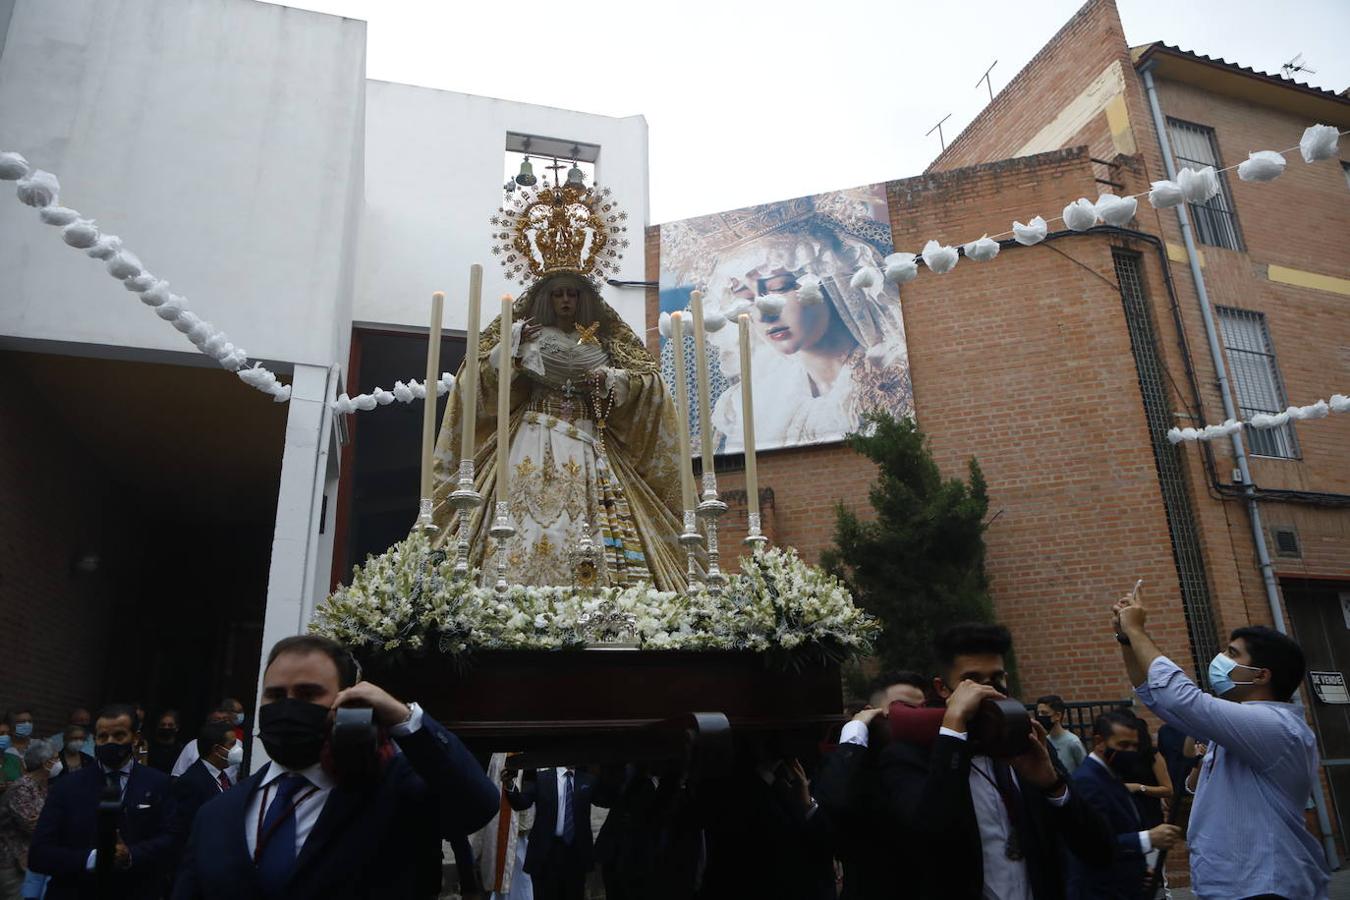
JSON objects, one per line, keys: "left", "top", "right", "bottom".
{"left": 1113, "top": 589, "right": 1329, "bottom": 900}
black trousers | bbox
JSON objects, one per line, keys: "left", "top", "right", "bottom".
{"left": 531, "top": 840, "right": 588, "bottom": 900}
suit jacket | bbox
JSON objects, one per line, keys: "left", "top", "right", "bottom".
{"left": 29, "top": 761, "right": 176, "bottom": 900}
{"left": 1067, "top": 756, "right": 1149, "bottom": 900}
{"left": 879, "top": 735, "right": 1114, "bottom": 900}
{"left": 506, "top": 768, "right": 600, "bottom": 874}
{"left": 814, "top": 742, "right": 909, "bottom": 900}
{"left": 169, "top": 760, "right": 232, "bottom": 855}
{"left": 170, "top": 713, "right": 499, "bottom": 900}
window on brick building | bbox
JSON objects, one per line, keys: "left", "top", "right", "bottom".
{"left": 1166, "top": 119, "right": 1243, "bottom": 251}
{"left": 1216, "top": 307, "right": 1298, "bottom": 459}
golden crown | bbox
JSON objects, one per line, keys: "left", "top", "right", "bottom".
{"left": 491, "top": 182, "right": 630, "bottom": 286}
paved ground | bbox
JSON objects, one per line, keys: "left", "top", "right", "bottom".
{"left": 1170, "top": 866, "right": 1350, "bottom": 899}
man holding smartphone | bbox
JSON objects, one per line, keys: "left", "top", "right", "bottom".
{"left": 1113, "top": 587, "right": 1328, "bottom": 900}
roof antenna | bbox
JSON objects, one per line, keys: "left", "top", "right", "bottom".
{"left": 976, "top": 60, "right": 998, "bottom": 103}
{"left": 1281, "top": 53, "right": 1316, "bottom": 77}
{"left": 927, "top": 113, "right": 952, "bottom": 151}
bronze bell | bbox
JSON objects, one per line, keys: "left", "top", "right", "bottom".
{"left": 515, "top": 157, "right": 538, "bottom": 187}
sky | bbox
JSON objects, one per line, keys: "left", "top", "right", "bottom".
{"left": 263, "top": 0, "right": 1350, "bottom": 224}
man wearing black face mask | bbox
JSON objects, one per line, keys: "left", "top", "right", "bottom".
{"left": 171, "top": 634, "right": 499, "bottom": 899}
{"left": 1066, "top": 711, "right": 1181, "bottom": 899}
{"left": 29, "top": 703, "right": 176, "bottom": 899}
{"left": 875, "top": 623, "right": 1113, "bottom": 899}
{"left": 1033, "top": 696, "right": 1085, "bottom": 774}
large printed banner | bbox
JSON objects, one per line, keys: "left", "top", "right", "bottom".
{"left": 658, "top": 184, "right": 914, "bottom": 455}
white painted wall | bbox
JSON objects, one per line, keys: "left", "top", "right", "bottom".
{"left": 0, "top": 0, "right": 367, "bottom": 368}
{"left": 357, "top": 81, "right": 650, "bottom": 337}
{"left": 0, "top": 0, "right": 651, "bottom": 375}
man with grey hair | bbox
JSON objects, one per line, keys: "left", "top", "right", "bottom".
{"left": 0, "top": 739, "right": 59, "bottom": 899}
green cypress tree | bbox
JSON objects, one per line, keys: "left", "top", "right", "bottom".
{"left": 822, "top": 411, "right": 995, "bottom": 677}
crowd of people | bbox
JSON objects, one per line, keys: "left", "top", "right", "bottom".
{"left": 0, "top": 588, "right": 1331, "bottom": 899}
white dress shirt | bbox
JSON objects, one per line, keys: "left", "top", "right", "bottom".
{"left": 1085, "top": 752, "right": 1151, "bottom": 852}
{"left": 171, "top": 741, "right": 198, "bottom": 777}
{"left": 243, "top": 702, "right": 423, "bottom": 859}
{"left": 201, "top": 757, "right": 231, "bottom": 791}
{"left": 553, "top": 768, "right": 574, "bottom": 838}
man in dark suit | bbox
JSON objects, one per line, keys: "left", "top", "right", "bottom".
{"left": 814, "top": 671, "right": 928, "bottom": 900}
{"left": 29, "top": 703, "right": 177, "bottom": 899}
{"left": 169, "top": 721, "right": 242, "bottom": 858}
{"left": 1068, "top": 711, "right": 1182, "bottom": 899}
{"left": 874, "top": 623, "right": 1114, "bottom": 900}
{"left": 504, "top": 764, "right": 605, "bottom": 900}
{"left": 171, "top": 634, "right": 500, "bottom": 899}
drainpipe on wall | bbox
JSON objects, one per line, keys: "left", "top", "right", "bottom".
{"left": 1141, "top": 62, "right": 1339, "bottom": 868}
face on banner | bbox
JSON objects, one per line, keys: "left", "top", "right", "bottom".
{"left": 658, "top": 184, "right": 915, "bottom": 455}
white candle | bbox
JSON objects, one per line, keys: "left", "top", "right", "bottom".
{"left": 689, "top": 291, "right": 715, "bottom": 480}
{"left": 670, "top": 312, "right": 698, "bottom": 510}
{"left": 738, "top": 313, "right": 758, "bottom": 519}
{"left": 420, "top": 291, "right": 444, "bottom": 501}
{"left": 459, "top": 265, "right": 484, "bottom": 466}
{"left": 496, "top": 294, "right": 513, "bottom": 502}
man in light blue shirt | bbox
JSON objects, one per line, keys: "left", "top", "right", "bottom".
{"left": 1114, "top": 590, "right": 1329, "bottom": 900}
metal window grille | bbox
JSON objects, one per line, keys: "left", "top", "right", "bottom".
{"left": 1215, "top": 307, "right": 1299, "bottom": 459}
{"left": 1166, "top": 118, "right": 1244, "bottom": 251}
{"left": 1114, "top": 250, "right": 1220, "bottom": 674}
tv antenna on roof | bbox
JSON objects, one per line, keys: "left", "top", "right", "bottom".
{"left": 927, "top": 113, "right": 952, "bottom": 151}
{"left": 1281, "top": 53, "right": 1316, "bottom": 77}
{"left": 976, "top": 60, "right": 998, "bottom": 103}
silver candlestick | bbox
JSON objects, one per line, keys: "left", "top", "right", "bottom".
{"left": 487, "top": 500, "right": 515, "bottom": 593}
{"left": 448, "top": 458, "right": 483, "bottom": 579}
{"left": 414, "top": 496, "right": 438, "bottom": 534}
{"left": 743, "top": 511, "right": 768, "bottom": 551}
{"left": 678, "top": 509, "right": 704, "bottom": 592}
{"left": 697, "top": 472, "right": 728, "bottom": 595}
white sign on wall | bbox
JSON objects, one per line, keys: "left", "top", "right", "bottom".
{"left": 1309, "top": 671, "right": 1350, "bottom": 705}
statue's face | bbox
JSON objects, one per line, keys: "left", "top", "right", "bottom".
{"left": 745, "top": 274, "right": 831, "bottom": 356}
{"left": 550, "top": 286, "right": 580, "bottom": 320}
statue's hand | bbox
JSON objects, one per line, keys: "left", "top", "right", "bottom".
{"left": 584, "top": 368, "right": 608, "bottom": 391}
{"left": 520, "top": 318, "right": 542, "bottom": 343}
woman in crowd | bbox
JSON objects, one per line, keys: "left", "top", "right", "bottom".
{"left": 0, "top": 719, "right": 20, "bottom": 795}
{"left": 0, "top": 740, "right": 57, "bottom": 900}
{"left": 146, "top": 710, "right": 183, "bottom": 774}
{"left": 1126, "top": 716, "right": 1174, "bottom": 898}
{"left": 49, "top": 726, "right": 91, "bottom": 784}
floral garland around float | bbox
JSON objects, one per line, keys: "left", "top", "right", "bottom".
{"left": 312, "top": 529, "right": 877, "bottom": 671}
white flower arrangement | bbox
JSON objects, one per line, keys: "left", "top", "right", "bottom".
{"left": 312, "top": 537, "right": 877, "bottom": 669}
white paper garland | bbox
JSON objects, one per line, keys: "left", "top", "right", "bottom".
{"left": 2, "top": 154, "right": 290, "bottom": 402}
{"left": 1168, "top": 394, "right": 1349, "bottom": 444}
{"left": 333, "top": 375, "right": 454, "bottom": 415}
{"left": 6, "top": 122, "right": 1344, "bottom": 413}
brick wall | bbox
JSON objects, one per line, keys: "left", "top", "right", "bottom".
{"left": 0, "top": 356, "right": 117, "bottom": 735}
{"left": 928, "top": 0, "right": 1137, "bottom": 174}
{"left": 887, "top": 149, "right": 1195, "bottom": 699}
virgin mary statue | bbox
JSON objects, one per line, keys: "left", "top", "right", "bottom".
{"left": 428, "top": 181, "right": 691, "bottom": 591}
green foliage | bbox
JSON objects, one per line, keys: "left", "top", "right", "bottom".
{"left": 822, "top": 411, "right": 995, "bottom": 678}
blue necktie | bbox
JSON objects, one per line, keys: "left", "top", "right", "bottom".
{"left": 562, "top": 770, "right": 576, "bottom": 844}
{"left": 256, "top": 774, "right": 308, "bottom": 897}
